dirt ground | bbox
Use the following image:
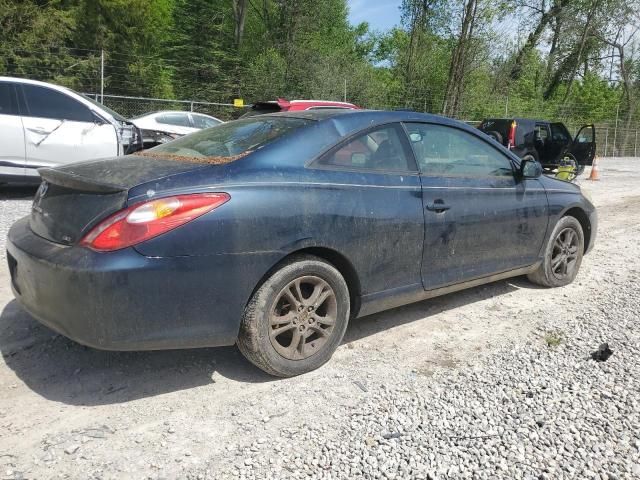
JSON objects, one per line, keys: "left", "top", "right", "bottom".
{"left": 0, "top": 158, "right": 638, "bottom": 479}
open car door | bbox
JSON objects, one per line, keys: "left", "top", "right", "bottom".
{"left": 570, "top": 124, "right": 596, "bottom": 166}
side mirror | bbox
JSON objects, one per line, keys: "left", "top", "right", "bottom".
{"left": 520, "top": 158, "right": 542, "bottom": 178}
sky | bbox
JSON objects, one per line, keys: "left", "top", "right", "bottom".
{"left": 348, "top": 0, "right": 403, "bottom": 31}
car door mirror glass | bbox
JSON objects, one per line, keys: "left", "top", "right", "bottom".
{"left": 521, "top": 159, "right": 541, "bottom": 178}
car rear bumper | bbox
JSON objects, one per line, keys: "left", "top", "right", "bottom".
{"left": 7, "top": 217, "right": 274, "bottom": 351}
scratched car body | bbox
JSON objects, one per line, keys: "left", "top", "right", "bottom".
{"left": 6, "top": 110, "right": 597, "bottom": 377}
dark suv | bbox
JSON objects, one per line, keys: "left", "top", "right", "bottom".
{"left": 478, "top": 118, "right": 596, "bottom": 173}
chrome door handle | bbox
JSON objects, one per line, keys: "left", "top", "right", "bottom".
{"left": 426, "top": 202, "right": 451, "bottom": 213}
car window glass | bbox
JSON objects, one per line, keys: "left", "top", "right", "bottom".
{"left": 319, "top": 125, "right": 414, "bottom": 172}
{"left": 535, "top": 125, "right": 549, "bottom": 140}
{"left": 576, "top": 126, "right": 593, "bottom": 143}
{"left": 21, "top": 84, "right": 93, "bottom": 122}
{"left": 192, "top": 114, "right": 220, "bottom": 129}
{"left": 405, "top": 123, "right": 513, "bottom": 177}
{"left": 550, "top": 124, "right": 570, "bottom": 142}
{"left": 150, "top": 117, "right": 311, "bottom": 158}
{"left": 0, "top": 83, "right": 19, "bottom": 116}
{"left": 157, "top": 113, "right": 191, "bottom": 127}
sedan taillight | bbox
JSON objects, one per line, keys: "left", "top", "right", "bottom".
{"left": 80, "top": 193, "right": 230, "bottom": 252}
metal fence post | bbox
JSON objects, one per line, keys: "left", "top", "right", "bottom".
{"left": 635, "top": 129, "right": 638, "bottom": 158}
{"left": 604, "top": 127, "right": 609, "bottom": 157}
{"left": 612, "top": 104, "right": 619, "bottom": 157}
{"left": 100, "top": 49, "right": 104, "bottom": 104}
{"left": 190, "top": 101, "right": 194, "bottom": 112}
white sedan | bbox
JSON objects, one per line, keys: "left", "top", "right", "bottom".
{"left": 132, "top": 111, "right": 223, "bottom": 136}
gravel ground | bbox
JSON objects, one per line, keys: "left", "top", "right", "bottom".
{"left": 220, "top": 283, "right": 640, "bottom": 480}
{"left": 0, "top": 187, "right": 34, "bottom": 260}
{"left": 0, "top": 159, "right": 639, "bottom": 479}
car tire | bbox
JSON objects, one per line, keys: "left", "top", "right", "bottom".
{"left": 237, "top": 255, "right": 350, "bottom": 377}
{"left": 576, "top": 164, "right": 586, "bottom": 176}
{"left": 527, "top": 216, "right": 584, "bottom": 288}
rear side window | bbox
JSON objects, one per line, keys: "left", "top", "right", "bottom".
{"left": 0, "top": 82, "right": 19, "bottom": 115}
{"left": 405, "top": 123, "right": 514, "bottom": 177}
{"left": 150, "top": 116, "right": 311, "bottom": 158}
{"left": 319, "top": 124, "right": 414, "bottom": 172}
{"left": 535, "top": 124, "right": 549, "bottom": 141}
{"left": 21, "top": 84, "right": 93, "bottom": 122}
{"left": 157, "top": 113, "right": 191, "bottom": 127}
{"left": 192, "top": 114, "right": 221, "bottom": 129}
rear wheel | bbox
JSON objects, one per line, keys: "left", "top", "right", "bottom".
{"left": 237, "top": 255, "right": 350, "bottom": 377}
{"left": 527, "top": 216, "right": 584, "bottom": 287}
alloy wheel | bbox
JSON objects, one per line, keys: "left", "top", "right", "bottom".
{"left": 551, "top": 227, "right": 579, "bottom": 280}
{"left": 269, "top": 276, "right": 337, "bottom": 360}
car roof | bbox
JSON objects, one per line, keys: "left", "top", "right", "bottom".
{"left": 264, "top": 109, "right": 471, "bottom": 130}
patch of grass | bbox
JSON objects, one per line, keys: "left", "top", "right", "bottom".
{"left": 544, "top": 330, "right": 564, "bottom": 348}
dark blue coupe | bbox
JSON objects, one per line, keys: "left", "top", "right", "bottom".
{"left": 6, "top": 110, "right": 597, "bottom": 376}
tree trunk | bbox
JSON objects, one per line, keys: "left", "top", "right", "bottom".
{"left": 232, "top": 0, "right": 248, "bottom": 49}
{"left": 443, "top": 0, "right": 477, "bottom": 117}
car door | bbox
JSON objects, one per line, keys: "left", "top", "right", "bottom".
{"left": 534, "top": 123, "right": 551, "bottom": 161}
{"left": 570, "top": 124, "right": 596, "bottom": 166}
{"left": 0, "top": 81, "right": 26, "bottom": 181}
{"left": 313, "top": 123, "right": 425, "bottom": 297}
{"left": 404, "top": 122, "right": 549, "bottom": 290}
{"left": 547, "top": 122, "right": 572, "bottom": 163}
{"left": 19, "top": 83, "right": 118, "bottom": 172}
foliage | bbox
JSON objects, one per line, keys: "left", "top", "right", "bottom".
{"left": 0, "top": 0, "right": 639, "bottom": 132}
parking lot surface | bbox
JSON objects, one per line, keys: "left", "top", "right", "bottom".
{"left": 1, "top": 159, "right": 639, "bottom": 479}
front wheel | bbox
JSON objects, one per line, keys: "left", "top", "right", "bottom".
{"left": 237, "top": 255, "right": 350, "bottom": 377}
{"left": 527, "top": 216, "right": 584, "bottom": 287}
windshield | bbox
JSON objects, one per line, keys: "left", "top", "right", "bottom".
{"left": 149, "top": 116, "right": 312, "bottom": 158}
{"left": 81, "top": 94, "right": 128, "bottom": 122}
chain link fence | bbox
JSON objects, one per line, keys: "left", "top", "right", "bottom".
{"left": 85, "top": 93, "right": 640, "bottom": 158}
{"left": 85, "top": 94, "right": 241, "bottom": 121}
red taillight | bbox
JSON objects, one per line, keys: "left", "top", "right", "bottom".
{"left": 80, "top": 193, "right": 230, "bottom": 252}
{"left": 507, "top": 121, "right": 517, "bottom": 149}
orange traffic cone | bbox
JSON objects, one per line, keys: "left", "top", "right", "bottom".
{"left": 587, "top": 156, "right": 600, "bottom": 181}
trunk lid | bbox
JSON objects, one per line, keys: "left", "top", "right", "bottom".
{"left": 29, "top": 155, "right": 210, "bottom": 245}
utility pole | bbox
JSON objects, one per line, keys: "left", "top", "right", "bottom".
{"left": 505, "top": 95, "right": 509, "bottom": 116}
{"left": 100, "top": 49, "right": 105, "bottom": 104}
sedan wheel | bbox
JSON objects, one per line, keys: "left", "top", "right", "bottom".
{"left": 237, "top": 255, "right": 350, "bottom": 377}
{"left": 269, "top": 276, "right": 337, "bottom": 360}
{"left": 528, "top": 216, "right": 584, "bottom": 287}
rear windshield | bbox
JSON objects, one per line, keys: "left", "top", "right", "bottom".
{"left": 149, "top": 116, "right": 311, "bottom": 158}
{"left": 240, "top": 103, "right": 282, "bottom": 118}
{"left": 478, "top": 119, "right": 511, "bottom": 140}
